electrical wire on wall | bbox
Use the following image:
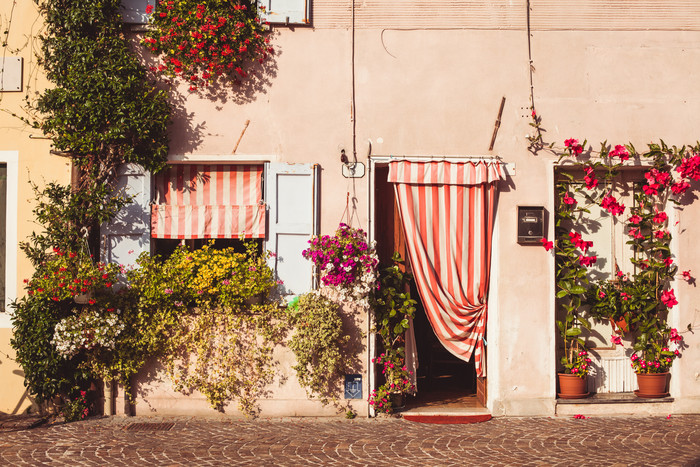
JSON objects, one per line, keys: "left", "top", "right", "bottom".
{"left": 345, "top": 0, "right": 362, "bottom": 229}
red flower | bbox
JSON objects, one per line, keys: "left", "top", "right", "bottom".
{"left": 88, "top": 299, "right": 96, "bottom": 305}
{"left": 682, "top": 270, "right": 692, "bottom": 281}
{"left": 660, "top": 289, "right": 678, "bottom": 307}
{"left": 146, "top": 4, "right": 154, "bottom": 14}
{"left": 671, "top": 181, "right": 690, "bottom": 195}
{"left": 676, "top": 154, "right": 700, "bottom": 181}
{"left": 609, "top": 144, "right": 630, "bottom": 161}
{"left": 601, "top": 193, "right": 625, "bottom": 216}
{"left": 564, "top": 138, "right": 583, "bottom": 156}
{"left": 541, "top": 238, "right": 553, "bottom": 251}
{"left": 653, "top": 211, "right": 668, "bottom": 224}
{"left": 563, "top": 194, "right": 576, "bottom": 206}
{"left": 579, "top": 255, "right": 597, "bottom": 267}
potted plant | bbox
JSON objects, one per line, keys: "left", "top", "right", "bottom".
{"left": 629, "top": 323, "right": 684, "bottom": 398}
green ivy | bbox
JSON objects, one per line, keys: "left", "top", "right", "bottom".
{"left": 33, "top": 0, "right": 171, "bottom": 176}
{"left": 287, "top": 292, "right": 353, "bottom": 405}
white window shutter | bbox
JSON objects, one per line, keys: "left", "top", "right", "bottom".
{"left": 265, "top": 162, "right": 317, "bottom": 297}
{"left": 120, "top": 0, "right": 155, "bottom": 24}
{"left": 100, "top": 163, "right": 151, "bottom": 270}
{"left": 258, "top": 0, "right": 310, "bottom": 25}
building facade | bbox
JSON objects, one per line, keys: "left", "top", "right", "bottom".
{"left": 2, "top": 0, "right": 699, "bottom": 417}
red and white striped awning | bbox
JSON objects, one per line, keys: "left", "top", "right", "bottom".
{"left": 387, "top": 160, "right": 504, "bottom": 186}
{"left": 151, "top": 164, "right": 265, "bottom": 239}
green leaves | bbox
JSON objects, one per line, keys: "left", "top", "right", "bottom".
{"left": 34, "top": 0, "right": 170, "bottom": 174}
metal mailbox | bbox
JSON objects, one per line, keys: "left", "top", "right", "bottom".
{"left": 517, "top": 206, "right": 545, "bottom": 244}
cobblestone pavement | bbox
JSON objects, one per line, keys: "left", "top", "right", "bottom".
{"left": 0, "top": 414, "right": 698, "bottom": 466}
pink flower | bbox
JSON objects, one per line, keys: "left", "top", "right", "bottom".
{"left": 660, "top": 289, "right": 678, "bottom": 307}
{"left": 609, "top": 144, "right": 630, "bottom": 161}
{"left": 653, "top": 211, "right": 668, "bottom": 224}
{"left": 601, "top": 193, "right": 625, "bottom": 216}
{"left": 654, "top": 230, "right": 668, "bottom": 239}
{"left": 579, "top": 255, "right": 597, "bottom": 267}
{"left": 664, "top": 257, "right": 673, "bottom": 267}
{"left": 583, "top": 166, "right": 598, "bottom": 189}
{"left": 682, "top": 270, "right": 692, "bottom": 281}
{"left": 669, "top": 328, "right": 683, "bottom": 343}
{"left": 563, "top": 194, "right": 576, "bottom": 205}
{"left": 564, "top": 138, "right": 583, "bottom": 156}
{"left": 541, "top": 238, "right": 554, "bottom": 251}
{"left": 611, "top": 335, "right": 623, "bottom": 346}
{"left": 628, "top": 214, "right": 642, "bottom": 224}
{"left": 671, "top": 181, "right": 690, "bottom": 195}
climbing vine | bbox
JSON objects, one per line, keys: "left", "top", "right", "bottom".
{"left": 532, "top": 108, "right": 696, "bottom": 376}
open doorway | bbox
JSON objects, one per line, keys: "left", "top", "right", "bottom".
{"left": 373, "top": 164, "right": 483, "bottom": 410}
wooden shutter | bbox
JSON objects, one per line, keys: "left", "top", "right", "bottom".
{"left": 265, "top": 162, "right": 317, "bottom": 297}
{"left": 100, "top": 164, "right": 151, "bottom": 269}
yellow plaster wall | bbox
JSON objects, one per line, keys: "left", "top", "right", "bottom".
{"left": 0, "top": 1, "right": 71, "bottom": 414}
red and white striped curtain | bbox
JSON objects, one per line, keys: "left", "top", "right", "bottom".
{"left": 388, "top": 160, "right": 504, "bottom": 377}
{"left": 151, "top": 164, "right": 265, "bottom": 239}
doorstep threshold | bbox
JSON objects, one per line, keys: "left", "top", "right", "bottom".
{"left": 399, "top": 406, "right": 491, "bottom": 416}
{"left": 556, "top": 392, "right": 674, "bottom": 404}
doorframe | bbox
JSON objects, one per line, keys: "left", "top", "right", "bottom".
{"left": 368, "top": 155, "right": 505, "bottom": 413}
{"left": 0, "top": 151, "right": 18, "bottom": 328}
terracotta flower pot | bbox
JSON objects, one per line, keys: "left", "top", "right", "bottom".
{"left": 557, "top": 373, "right": 589, "bottom": 399}
{"left": 609, "top": 315, "right": 629, "bottom": 334}
{"left": 635, "top": 372, "right": 669, "bottom": 398}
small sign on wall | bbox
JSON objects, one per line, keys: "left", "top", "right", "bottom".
{"left": 344, "top": 374, "right": 362, "bottom": 399}
{"left": 0, "top": 57, "right": 22, "bottom": 92}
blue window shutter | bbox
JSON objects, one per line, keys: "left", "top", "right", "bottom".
{"left": 120, "top": 0, "right": 155, "bottom": 24}
{"left": 100, "top": 164, "right": 151, "bottom": 270}
{"left": 265, "top": 163, "right": 317, "bottom": 297}
{"left": 258, "top": 0, "right": 310, "bottom": 25}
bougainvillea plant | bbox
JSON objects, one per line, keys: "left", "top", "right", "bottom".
{"left": 303, "top": 223, "right": 379, "bottom": 307}
{"left": 142, "top": 0, "right": 273, "bottom": 91}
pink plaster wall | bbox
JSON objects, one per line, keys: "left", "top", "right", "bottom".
{"left": 152, "top": 17, "right": 700, "bottom": 416}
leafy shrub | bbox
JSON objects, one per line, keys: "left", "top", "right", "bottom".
{"left": 287, "top": 292, "right": 351, "bottom": 404}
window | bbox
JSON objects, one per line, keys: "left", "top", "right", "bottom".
{"left": 120, "top": 0, "right": 155, "bottom": 24}
{"left": 257, "top": 0, "right": 310, "bottom": 25}
{"left": 101, "top": 162, "right": 317, "bottom": 297}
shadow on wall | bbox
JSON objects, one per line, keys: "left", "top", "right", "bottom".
{"left": 129, "top": 29, "right": 280, "bottom": 155}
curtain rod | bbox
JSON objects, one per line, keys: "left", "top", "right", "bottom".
{"left": 370, "top": 155, "right": 503, "bottom": 163}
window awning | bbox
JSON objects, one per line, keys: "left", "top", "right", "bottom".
{"left": 151, "top": 164, "right": 265, "bottom": 239}
{"left": 387, "top": 160, "right": 504, "bottom": 186}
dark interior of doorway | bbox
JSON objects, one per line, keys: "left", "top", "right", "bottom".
{"left": 373, "top": 165, "right": 480, "bottom": 409}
